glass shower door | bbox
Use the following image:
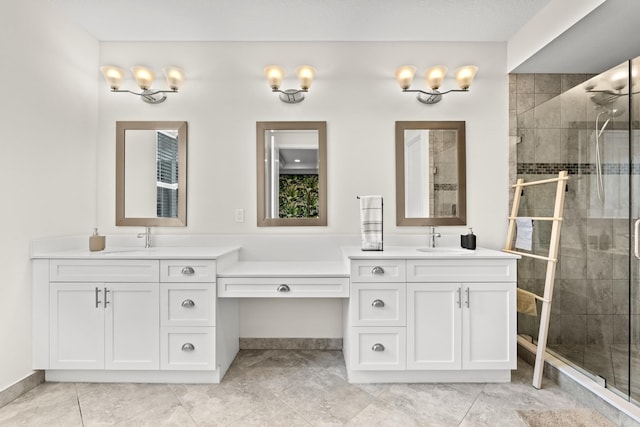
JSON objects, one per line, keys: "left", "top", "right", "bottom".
{"left": 630, "top": 57, "right": 640, "bottom": 404}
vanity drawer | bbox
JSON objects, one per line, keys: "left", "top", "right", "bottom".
{"left": 217, "top": 277, "right": 349, "bottom": 298}
{"left": 407, "top": 259, "right": 517, "bottom": 282}
{"left": 350, "top": 260, "right": 406, "bottom": 283}
{"left": 349, "top": 327, "right": 406, "bottom": 371}
{"left": 350, "top": 283, "right": 406, "bottom": 327}
{"left": 160, "top": 260, "right": 216, "bottom": 283}
{"left": 160, "top": 327, "right": 216, "bottom": 370}
{"left": 50, "top": 260, "right": 159, "bottom": 282}
{"left": 160, "top": 283, "right": 215, "bottom": 327}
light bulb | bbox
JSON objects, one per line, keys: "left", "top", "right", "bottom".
{"left": 395, "top": 66, "right": 416, "bottom": 90}
{"left": 163, "top": 66, "right": 184, "bottom": 91}
{"left": 296, "top": 66, "right": 315, "bottom": 90}
{"left": 100, "top": 66, "right": 125, "bottom": 90}
{"left": 425, "top": 66, "right": 448, "bottom": 90}
{"left": 131, "top": 66, "right": 155, "bottom": 91}
{"left": 454, "top": 65, "right": 478, "bottom": 90}
{"left": 264, "top": 66, "right": 285, "bottom": 90}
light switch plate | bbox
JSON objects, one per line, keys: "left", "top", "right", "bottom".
{"left": 234, "top": 208, "right": 245, "bottom": 223}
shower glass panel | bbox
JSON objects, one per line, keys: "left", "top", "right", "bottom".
{"left": 515, "top": 57, "right": 639, "bottom": 402}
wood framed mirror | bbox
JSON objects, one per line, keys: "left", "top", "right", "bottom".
{"left": 256, "top": 121, "right": 327, "bottom": 226}
{"left": 116, "top": 121, "right": 187, "bottom": 227}
{"left": 396, "top": 121, "right": 466, "bottom": 226}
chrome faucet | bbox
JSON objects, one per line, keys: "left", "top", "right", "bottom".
{"left": 426, "top": 226, "right": 441, "bottom": 248}
{"left": 137, "top": 227, "right": 152, "bottom": 249}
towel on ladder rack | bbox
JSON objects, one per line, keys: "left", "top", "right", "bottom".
{"left": 517, "top": 288, "right": 539, "bottom": 316}
{"left": 515, "top": 217, "right": 534, "bottom": 251}
{"left": 359, "top": 195, "right": 383, "bottom": 251}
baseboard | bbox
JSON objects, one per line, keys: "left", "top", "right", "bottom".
{"left": 517, "top": 337, "right": 640, "bottom": 425}
{"left": 239, "top": 338, "right": 342, "bottom": 350}
{"left": 0, "top": 371, "right": 45, "bottom": 409}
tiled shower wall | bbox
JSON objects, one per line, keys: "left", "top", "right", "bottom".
{"left": 508, "top": 73, "right": 632, "bottom": 361}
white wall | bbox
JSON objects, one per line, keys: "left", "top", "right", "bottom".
{"left": 97, "top": 42, "right": 509, "bottom": 248}
{"left": 97, "top": 41, "right": 509, "bottom": 339}
{"left": 0, "top": 1, "right": 98, "bottom": 391}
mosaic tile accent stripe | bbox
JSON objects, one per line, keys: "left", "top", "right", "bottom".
{"left": 434, "top": 183, "right": 458, "bottom": 191}
{"left": 518, "top": 162, "right": 640, "bottom": 175}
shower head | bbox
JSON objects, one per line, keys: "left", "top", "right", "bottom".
{"left": 607, "top": 107, "right": 625, "bottom": 118}
{"left": 591, "top": 92, "right": 626, "bottom": 118}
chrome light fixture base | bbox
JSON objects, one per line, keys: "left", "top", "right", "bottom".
{"left": 109, "top": 89, "right": 177, "bottom": 104}
{"left": 275, "top": 89, "right": 307, "bottom": 104}
{"left": 141, "top": 89, "right": 168, "bottom": 104}
{"left": 416, "top": 91, "right": 443, "bottom": 105}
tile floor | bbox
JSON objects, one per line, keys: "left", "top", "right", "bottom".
{"left": 0, "top": 350, "right": 627, "bottom": 426}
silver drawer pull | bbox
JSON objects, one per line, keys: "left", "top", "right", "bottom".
{"left": 182, "top": 343, "right": 195, "bottom": 352}
{"left": 371, "top": 343, "right": 385, "bottom": 352}
{"left": 277, "top": 284, "right": 290, "bottom": 293}
{"left": 371, "top": 266, "right": 385, "bottom": 275}
{"left": 181, "top": 299, "right": 195, "bottom": 308}
{"left": 95, "top": 287, "right": 102, "bottom": 308}
{"left": 181, "top": 266, "right": 195, "bottom": 276}
{"left": 371, "top": 299, "right": 385, "bottom": 308}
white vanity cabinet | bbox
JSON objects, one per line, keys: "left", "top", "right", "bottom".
{"left": 159, "top": 259, "right": 217, "bottom": 370}
{"left": 48, "top": 260, "right": 160, "bottom": 370}
{"left": 344, "top": 249, "right": 518, "bottom": 383}
{"left": 406, "top": 259, "right": 517, "bottom": 371}
{"left": 33, "top": 247, "right": 240, "bottom": 384}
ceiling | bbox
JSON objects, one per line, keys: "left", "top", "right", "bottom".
{"left": 49, "top": 0, "right": 640, "bottom": 74}
{"left": 49, "top": 0, "right": 552, "bottom": 42}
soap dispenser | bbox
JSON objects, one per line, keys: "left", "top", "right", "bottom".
{"left": 461, "top": 228, "right": 476, "bottom": 250}
{"left": 89, "top": 228, "right": 105, "bottom": 252}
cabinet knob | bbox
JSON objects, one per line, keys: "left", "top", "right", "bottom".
{"left": 181, "top": 299, "right": 195, "bottom": 308}
{"left": 371, "top": 343, "right": 385, "bottom": 352}
{"left": 371, "top": 299, "right": 385, "bottom": 308}
{"left": 277, "top": 284, "right": 290, "bottom": 293}
{"left": 181, "top": 266, "right": 195, "bottom": 276}
{"left": 371, "top": 266, "right": 385, "bottom": 275}
{"left": 181, "top": 343, "right": 195, "bottom": 352}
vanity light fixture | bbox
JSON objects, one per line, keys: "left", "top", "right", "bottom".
{"left": 396, "top": 65, "right": 478, "bottom": 105}
{"left": 100, "top": 65, "right": 184, "bottom": 104}
{"left": 264, "top": 65, "right": 315, "bottom": 103}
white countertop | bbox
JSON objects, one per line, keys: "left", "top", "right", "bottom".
{"left": 342, "top": 246, "right": 520, "bottom": 260}
{"left": 31, "top": 246, "right": 240, "bottom": 260}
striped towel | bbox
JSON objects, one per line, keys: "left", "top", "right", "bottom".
{"left": 359, "top": 195, "right": 383, "bottom": 251}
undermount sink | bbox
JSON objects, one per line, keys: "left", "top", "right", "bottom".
{"left": 416, "top": 247, "right": 469, "bottom": 254}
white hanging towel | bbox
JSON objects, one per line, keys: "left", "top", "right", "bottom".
{"left": 515, "top": 217, "right": 533, "bottom": 251}
{"left": 359, "top": 195, "right": 383, "bottom": 251}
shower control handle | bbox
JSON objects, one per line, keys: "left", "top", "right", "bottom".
{"left": 635, "top": 219, "right": 640, "bottom": 260}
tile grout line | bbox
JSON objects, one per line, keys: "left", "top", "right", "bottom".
{"left": 457, "top": 383, "right": 487, "bottom": 427}
{"left": 167, "top": 384, "right": 200, "bottom": 426}
{"left": 75, "top": 383, "right": 86, "bottom": 427}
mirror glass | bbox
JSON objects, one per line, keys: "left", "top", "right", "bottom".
{"left": 257, "top": 121, "right": 327, "bottom": 226}
{"left": 396, "top": 121, "right": 466, "bottom": 226}
{"left": 116, "top": 121, "right": 187, "bottom": 227}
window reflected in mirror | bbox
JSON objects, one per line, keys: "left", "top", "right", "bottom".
{"left": 124, "top": 129, "right": 179, "bottom": 219}
{"left": 257, "top": 121, "right": 327, "bottom": 226}
{"left": 116, "top": 121, "right": 187, "bottom": 227}
{"left": 396, "top": 121, "right": 466, "bottom": 226}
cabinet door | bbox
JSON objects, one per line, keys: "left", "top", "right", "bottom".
{"left": 462, "top": 282, "right": 516, "bottom": 370}
{"left": 104, "top": 283, "right": 159, "bottom": 370}
{"left": 407, "top": 283, "right": 461, "bottom": 370}
{"left": 50, "top": 283, "right": 104, "bottom": 369}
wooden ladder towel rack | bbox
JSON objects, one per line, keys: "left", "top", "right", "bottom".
{"left": 503, "top": 170, "right": 569, "bottom": 389}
